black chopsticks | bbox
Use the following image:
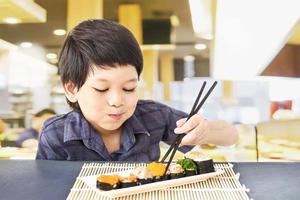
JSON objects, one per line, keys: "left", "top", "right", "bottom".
{"left": 161, "top": 81, "right": 218, "bottom": 175}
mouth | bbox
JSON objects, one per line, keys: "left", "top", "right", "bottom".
{"left": 107, "top": 113, "right": 124, "bottom": 121}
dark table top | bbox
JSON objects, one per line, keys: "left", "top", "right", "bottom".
{"left": 0, "top": 161, "right": 299, "bottom": 200}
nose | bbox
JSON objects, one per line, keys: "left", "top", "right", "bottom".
{"left": 108, "top": 91, "right": 123, "bottom": 107}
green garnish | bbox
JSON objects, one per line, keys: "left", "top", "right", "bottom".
{"left": 177, "top": 158, "right": 197, "bottom": 171}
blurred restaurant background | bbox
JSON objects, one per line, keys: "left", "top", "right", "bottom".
{"left": 1, "top": 0, "right": 300, "bottom": 162}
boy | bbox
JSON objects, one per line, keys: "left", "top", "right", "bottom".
{"left": 36, "top": 19, "right": 238, "bottom": 161}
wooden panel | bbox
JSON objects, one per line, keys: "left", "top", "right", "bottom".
{"left": 159, "top": 54, "right": 174, "bottom": 101}
{"left": 261, "top": 44, "right": 299, "bottom": 77}
{"left": 118, "top": 4, "right": 143, "bottom": 44}
{"left": 67, "top": 0, "right": 103, "bottom": 31}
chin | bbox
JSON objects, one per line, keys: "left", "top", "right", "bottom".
{"left": 102, "top": 122, "right": 123, "bottom": 131}
{"left": 103, "top": 126, "right": 120, "bottom": 131}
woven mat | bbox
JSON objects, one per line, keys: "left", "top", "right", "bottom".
{"left": 67, "top": 163, "right": 250, "bottom": 200}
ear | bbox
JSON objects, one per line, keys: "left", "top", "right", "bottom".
{"left": 63, "top": 81, "right": 78, "bottom": 103}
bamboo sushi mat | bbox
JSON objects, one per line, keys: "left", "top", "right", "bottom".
{"left": 67, "top": 163, "right": 250, "bottom": 200}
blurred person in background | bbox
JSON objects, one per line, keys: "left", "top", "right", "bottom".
{"left": 16, "top": 109, "right": 56, "bottom": 148}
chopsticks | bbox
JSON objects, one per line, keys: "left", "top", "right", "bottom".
{"left": 161, "top": 81, "right": 218, "bottom": 175}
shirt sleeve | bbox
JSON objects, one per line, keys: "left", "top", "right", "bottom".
{"left": 162, "top": 105, "right": 194, "bottom": 153}
{"left": 36, "top": 131, "right": 66, "bottom": 160}
{"left": 16, "top": 129, "right": 38, "bottom": 147}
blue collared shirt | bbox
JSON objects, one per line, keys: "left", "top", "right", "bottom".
{"left": 36, "top": 100, "right": 193, "bottom": 161}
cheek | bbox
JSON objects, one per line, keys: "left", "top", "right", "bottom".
{"left": 126, "top": 93, "right": 138, "bottom": 108}
{"left": 89, "top": 97, "right": 107, "bottom": 113}
{"left": 77, "top": 90, "right": 106, "bottom": 113}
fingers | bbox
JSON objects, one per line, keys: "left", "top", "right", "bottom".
{"left": 176, "top": 118, "right": 187, "bottom": 127}
{"left": 180, "top": 119, "right": 209, "bottom": 146}
{"left": 174, "top": 114, "right": 205, "bottom": 134}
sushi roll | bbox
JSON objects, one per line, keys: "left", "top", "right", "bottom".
{"left": 146, "top": 162, "right": 169, "bottom": 182}
{"left": 177, "top": 158, "right": 198, "bottom": 176}
{"left": 169, "top": 163, "right": 185, "bottom": 179}
{"left": 96, "top": 175, "right": 120, "bottom": 191}
{"left": 184, "top": 152, "right": 215, "bottom": 174}
{"left": 118, "top": 172, "right": 138, "bottom": 188}
{"left": 194, "top": 158, "right": 215, "bottom": 174}
{"left": 131, "top": 166, "right": 153, "bottom": 185}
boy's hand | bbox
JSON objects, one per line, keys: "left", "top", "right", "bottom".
{"left": 174, "top": 113, "right": 209, "bottom": 146}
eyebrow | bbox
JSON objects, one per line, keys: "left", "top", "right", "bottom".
{"left": 95, "top": 78, "right": 138, "bottom": 83}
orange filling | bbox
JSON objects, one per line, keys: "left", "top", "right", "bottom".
{"left": 146, "top": 162, "right": 166, "bottom": 177}
{"left": 97, "top": 175, "right": 119, "bottom": 185}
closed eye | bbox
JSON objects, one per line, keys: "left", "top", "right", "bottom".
{"left": 93, "top": 88, "right": 108, "bottom": 92}
{"left": 123, "top": 88, "right": 136, "bottom": 92}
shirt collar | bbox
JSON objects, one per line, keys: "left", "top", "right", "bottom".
{"left": 63, "top": 111, "right": 111, "bottom": 160}
{"left": 126, "top": 113, "right": 150, "bottom": 136}
{"left": 63, "top": 111, "right": 91, "bottom": 142}
{"left": 63, "top": 111, "right": 150, "bottom": 155}
{"left": 64, "top": 111, "right": 150, "bottom": 142}
{"left": 116, "top": 114, "right": 150, "bottom": 152}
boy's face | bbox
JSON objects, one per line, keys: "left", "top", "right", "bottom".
{"left": 67, "top": 65, "right": 139, "bottom": 132}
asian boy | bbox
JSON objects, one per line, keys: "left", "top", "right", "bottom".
{"left": 36, "top": 19, "right": 238, "bottom": 161}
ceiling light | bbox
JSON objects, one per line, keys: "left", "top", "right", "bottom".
{"left": 20, "top": 42, "right": 32, "bottom": 48}
{"left": 53, "top": 29, "right": 66, "bottom": 36}
{"left": 46, "top": 53, "right": 57, "bottom": 59}
{"left": 194, "top": 43, "right": 207, "bottom": 50}
{"left": 3, "top": 17, "right": 21, "bottom": 24}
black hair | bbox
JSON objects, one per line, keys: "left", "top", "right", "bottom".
{"left": 58, "top": 19, "right": 143, "bottom": 110}
{"left": 34, "top": 109, "right": 56, "bottom": 117}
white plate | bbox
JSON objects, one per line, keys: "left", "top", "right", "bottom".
{"left": 79, "top": 169, "right": 224, "bottom": 198}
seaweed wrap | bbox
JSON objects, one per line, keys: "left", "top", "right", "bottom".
{"left": 96, "top": 175, "right": 120, "bottom": 191}
{"left": 184, "top": 152, "right": 215, "bottom": 174}
{"left": 194, "top": 158, "right": 215, "bottom": 174}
